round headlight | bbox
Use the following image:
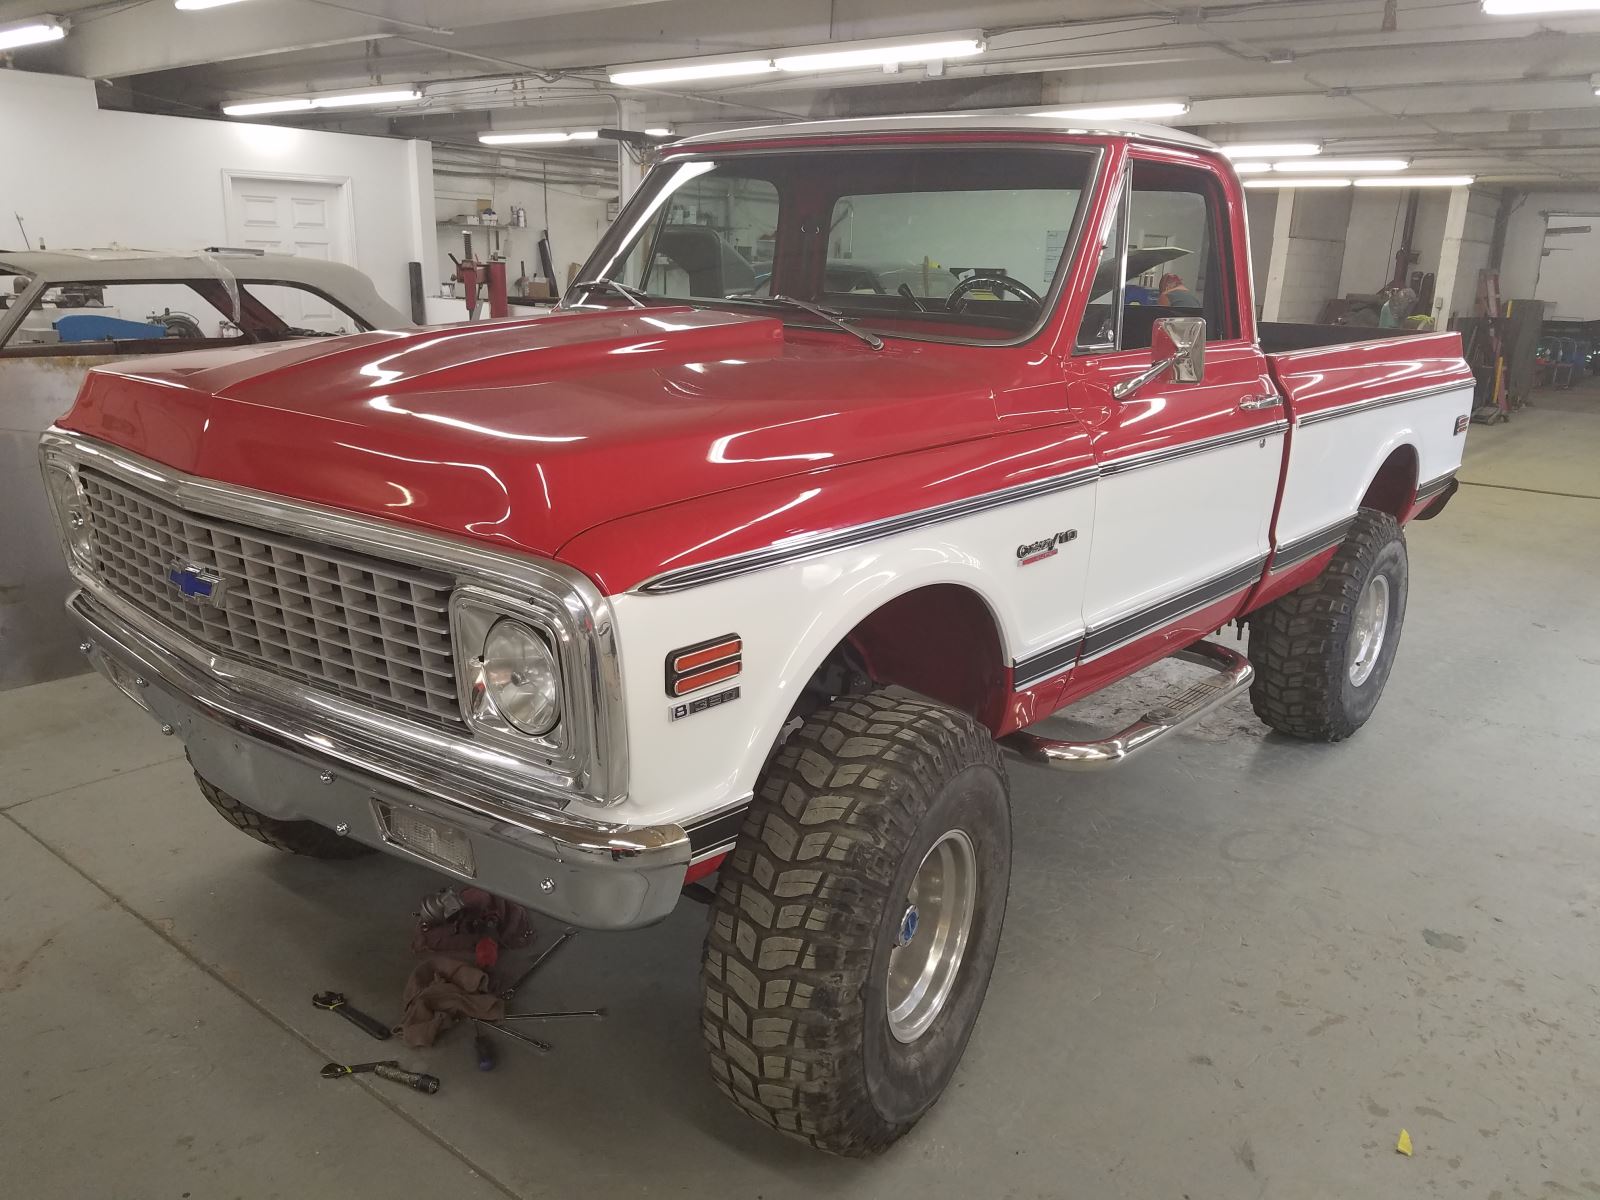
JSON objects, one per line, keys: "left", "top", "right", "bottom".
{"left": 480, "top": 619, "right": 561, "bottom": 736}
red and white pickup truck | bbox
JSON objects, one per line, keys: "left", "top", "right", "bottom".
{"left": 41, "top": 113, "right": 1471, "bottom": 1156}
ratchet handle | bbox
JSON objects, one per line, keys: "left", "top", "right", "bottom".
{"left": 373, "top": 1063, "right": 440, "bottom": 1094}
{"left": 336, "top": 1005, "right": 394, "bottom": 1041}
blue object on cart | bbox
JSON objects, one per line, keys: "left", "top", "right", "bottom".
{"left": 53, "top": 314, "right": 168, "bottom": 343}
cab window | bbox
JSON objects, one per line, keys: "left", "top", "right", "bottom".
{"left": 1075, "top": 159, "right": 1239, "bottom": 353}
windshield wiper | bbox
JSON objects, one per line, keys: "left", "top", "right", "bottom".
{"left": 764, "top": 295, "right": 884, "bottom": 350}
{"left": 568, "top": 277, "right": 649, "bottom": 309}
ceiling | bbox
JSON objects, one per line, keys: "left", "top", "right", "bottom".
{"left": 8, "top": 0, "right": 1600, "bottom": 188}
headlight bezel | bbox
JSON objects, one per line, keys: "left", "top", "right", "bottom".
{"left": 451, "top": 585, "right": 573, "bottom": 763}
{"left": 42, "top": 460, "right": 94, "bottom": 567}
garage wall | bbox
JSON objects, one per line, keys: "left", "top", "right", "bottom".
{"left": 1500, "top": 189, "right": 1600, "bottom": 313}
{"left": 1337, "top": 192, "right": 1405, "bottom": 297}
{"left": 0, "top": 70, "right": 436, "bottom": 315}
{"left": 432, "top": 170, "right": 613, "bottom": 300}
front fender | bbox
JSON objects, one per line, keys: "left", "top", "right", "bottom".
{"left": 605, "top": 542, "right": 1017, "bottom": 828}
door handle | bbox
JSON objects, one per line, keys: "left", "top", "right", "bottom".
{"left": 1237, "top": 393, "right": 1283, "bottom": 411}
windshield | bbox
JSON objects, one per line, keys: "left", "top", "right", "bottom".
{"left": 573, "top": 144, "right": 1097, "bottom": 345}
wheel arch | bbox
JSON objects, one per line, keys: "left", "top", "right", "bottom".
{"left": 1359, "top": 442, "right": 1420, "bottom": 519}
{"left": 814, "top": 582, "right": 1011, "bottom": 732}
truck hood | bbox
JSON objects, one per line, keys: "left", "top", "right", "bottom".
{"left": 59, "top": 307, "right": 1003, "bottom": 561}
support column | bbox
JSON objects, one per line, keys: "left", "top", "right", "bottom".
{"left": 1259, "top": 188, "right": 1297, "bottom": 322}
{"left": 616, "top": 98, "right": 644, "bottom": 202}
{"left": 1430, "top": 186, "right": 1473, "bottom": 328}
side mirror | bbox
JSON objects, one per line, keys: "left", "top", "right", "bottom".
{"left": 1112, "top": 316, "right": 1207, "bottom": 400}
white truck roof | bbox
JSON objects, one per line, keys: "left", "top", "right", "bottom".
{"left": 675, "top": 110, "right": 1215, "bottom": 151}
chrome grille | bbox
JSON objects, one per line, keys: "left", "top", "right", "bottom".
{"left": 79, "top": 469, "right": 461, "bottom": 723}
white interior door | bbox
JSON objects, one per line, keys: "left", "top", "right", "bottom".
{"left": 226, "top": 175, "right": 350, "bottom": 327}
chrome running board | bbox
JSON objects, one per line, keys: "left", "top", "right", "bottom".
{"left": 1002, "top": 640, "right": 1253, "bottom": 771}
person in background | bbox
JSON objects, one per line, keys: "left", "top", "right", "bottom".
{"left": 1158, "top": 272, "right": 1201, "bottom": 309}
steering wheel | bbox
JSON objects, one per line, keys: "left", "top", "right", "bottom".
{"left": 945, "top": 273, "right": 1044, "bottom": 314}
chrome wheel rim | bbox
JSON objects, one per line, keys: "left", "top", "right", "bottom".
{"left": 1348, "top": 573, "right": 1391, "bottom": 686}
{"left": 886, "top": 829, "right": 978, "bottom": 1044}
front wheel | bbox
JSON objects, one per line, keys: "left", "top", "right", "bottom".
{"left": 1248, "top": 508, "right": 1409, "bottom": 741}
{"left": 700, "top": 688, "right": 1011, "bottom": 1156}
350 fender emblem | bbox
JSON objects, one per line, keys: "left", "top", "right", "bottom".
{"left": 1017, "top": 529, "right": 1078, "bottom": 566}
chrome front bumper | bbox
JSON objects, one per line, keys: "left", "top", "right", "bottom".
{"left": 69, "top": 590, "right": 691, "bottom": 930}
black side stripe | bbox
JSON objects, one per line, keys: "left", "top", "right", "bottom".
{"left": 1011, "top": 556, "right": 1268, "bottom": 685}
{"left": 1416, "top": 470, "right": 1457, "bottom": 501}
{"left": 1012, "top": 637, "right": 1085, "bottom": 690}
{"left": 1273, "top": 516, "right": 1356, "bottom": 569}
{"left": 1080, "top": 557, "right": 1267, "bottom": 659}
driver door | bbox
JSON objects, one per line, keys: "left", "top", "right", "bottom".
{"left": 1069, "top": 153, "right": 1283, "bottom": 689}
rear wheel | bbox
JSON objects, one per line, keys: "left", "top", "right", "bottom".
{"left": 194, "top": 770, "right": 375, "bottom": 860}
{"left": 1248, "top": 508, "right": 1409, "bottom": 741}
{"left": 700, "top": 688, "right": 1011, "bottom": 1156}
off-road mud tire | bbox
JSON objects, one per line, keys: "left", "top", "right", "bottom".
{"left": 1248, "top": 507, "right": 1409, "bottom": 741}
{"left": 700, "top": 687, "right": 1011, "bottom": 1156}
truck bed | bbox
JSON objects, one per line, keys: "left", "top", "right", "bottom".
{"left": 1258, "top": 321, "right": 1418, "bottom": 353}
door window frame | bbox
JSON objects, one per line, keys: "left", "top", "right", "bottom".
{"left": 1071, "top": 147, "right": 1251, "bottom": 359}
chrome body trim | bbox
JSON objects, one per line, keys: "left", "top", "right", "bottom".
{"left": 1013, "top": 555, "right": 1267, "bottom": 683}
{"left": 638, "top": 464, "right": 1100, "bottom": 595}
{"left": 1291, "top": 380, "right": 1468, "bottom": 428}
{"left": 1415, "top": 469, "right": 1457, "bottom": 501}
{"left": 40, "top": 429, "right": 629, "bottom": 807}
{"left": 1272, "top": 516, "right": 1356, "bottom": 570}
{"left": 1097, "top": 420, "right": 1287, "bottom": 478}
{"left": 1003, "top": 640, "right": 1253, "bottom": 771}
{"left": 68, "top": 591, "right": 687, "bottom": 929}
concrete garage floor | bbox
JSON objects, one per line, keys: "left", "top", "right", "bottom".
{"left": 4, "top": 393, "right": 1599, "bottom": 1199}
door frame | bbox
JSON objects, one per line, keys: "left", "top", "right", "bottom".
{"left": 220, "top": 169, "right": 359, "bottom": 269}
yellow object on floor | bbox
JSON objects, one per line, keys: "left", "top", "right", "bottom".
{"left": 1396, "top": 1129, "right": 1413, "bottom": 1157}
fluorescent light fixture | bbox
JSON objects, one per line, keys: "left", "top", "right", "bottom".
{"left": 1355, "top": 175, "right": 1475, "bottom": 187}
{"left": 1230, "top": 161, "right": 1272, "bottom": 174}
{"left": 478, "top": 130, "right": 602, "bottom": 145}
{"left": 1243, "top": 178, "right": 1353, "bottom": 188}
{"left": 644, "top": 127, "right": 674, "bottom": 137}
{"left": 224, "top": 88, "right": 421, "bottom": 116}
{"left": 222, "top": 97, "right": 314, "bottom": 116}
{"left": 610, "top": 58, "right": 775, "bottom": 87}
{"left": 175, "top": 0, "right": 251, "bottom": 8}
{"left": 1483, "top": 0, "right": 1600, "bottom": 13}
{"left": 774, "top": 36, "right": 983, "bottom": 73}
{"left": 1036, "top": 101, "right": 1191, "bottom": 120}
{"left": 1219, "top": 142, "right": 1321, "bottom": 159}
{"left": 0, "top": 18, "right": 66, "bottom": 50}
{"left": 1274, "top": 157, "right": 1408, "bottom": 173}
{"left": 309, "top": 88, "right": 421, "bottom": 109}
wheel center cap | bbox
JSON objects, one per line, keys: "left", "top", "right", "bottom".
{"left": 896, "top": 904, "right": 920, "bottom": 948}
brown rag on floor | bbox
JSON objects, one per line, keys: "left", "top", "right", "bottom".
{"left": 400, "top": 956, "right": 504, "bottom": 1047}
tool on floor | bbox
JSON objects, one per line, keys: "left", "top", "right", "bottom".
{"left": 474, "top": 1027, "right": 497, "bottom": 1072}
{"left": 475, "top": 1018, "right": 551, "bottom": 1054}
{"left": 417, "top": 886, "right": 466, "bottom": 929}
{"left": 502, "top": 1008, "right": 606, "bottom": 1022}
{"left": 500, "top": 928, "right": 576, "bottom": 1001}
{"left": 321, "top": 1059, "right": 440, "bottom": 1094}
{"left": 312, "top": 991, "right": 393, "bottom": 1041}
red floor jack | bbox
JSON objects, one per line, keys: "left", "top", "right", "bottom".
{"left": 450, "top": 232, "right": 509, "bottom": 321}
